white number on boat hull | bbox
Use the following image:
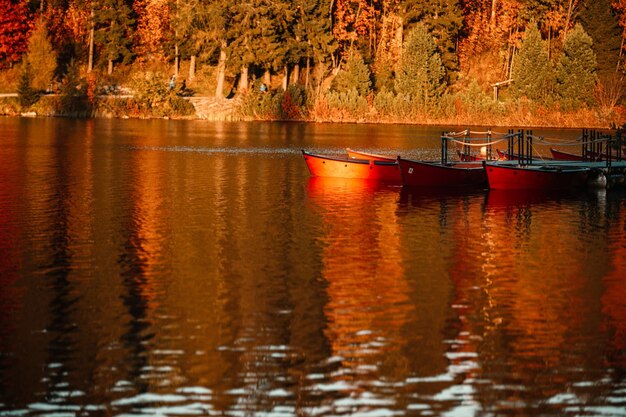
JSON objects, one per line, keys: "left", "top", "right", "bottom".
{"left": 408, "top": 167, "right": 414, "bottom": 174}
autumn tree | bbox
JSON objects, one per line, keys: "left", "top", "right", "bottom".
{"left": 25, "top": 17, "right": 57, "bottom": 91}
{"left": 510, "top": 23, "right": 554, "bottom": 103}
{"left": 557, "top": 24, "right": 597, "bottom": 108}
{"left": 332, "top": 0, "right": 379, "bottom": 61}
{"left": 395, "top": 23, "right": 446, "bottom": 110}
{"left": 134, "top": 0, "right": 171, "bottom": 63}
{"left": 94, "top": 0, "right": 134, "bottom": 74}
{"left": 0, "top": 0, "right": 32, "bottom": 67}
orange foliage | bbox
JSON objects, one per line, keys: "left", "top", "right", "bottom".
{"left": 333, "top": 0, "right": 379, "bottom": 50}
{"left": 134, "top": 0, "right": 171, "bottom": 63}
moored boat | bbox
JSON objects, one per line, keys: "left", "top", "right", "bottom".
{"left": 398, "top": 157, "right": 487, "bottom": 188}
{"left": 346, "top": 148, "right": 397, "bottom": 162}
{"left": 302, "top": 150, "right": 401, "bottom": 183}
{"left": 484, "top": 162, "right": 590, "bottom": 190}
{"left": 550, "top": 148, "right": 584, "bottom": 161}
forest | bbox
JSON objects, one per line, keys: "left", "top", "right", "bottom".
{"left": 1, "top": 0, "right": 626, "bottom": 126}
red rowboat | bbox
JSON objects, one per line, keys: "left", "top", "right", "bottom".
{"left": 550, "top": 147, "right": 624, "bottom": 161}
{"left": 550, "top": 148, "right": 584, "bottom": 161}
{"left": 302, "top": 150, "right": 401, "bottom": 183}
{"left": 484, "top": 162, "right": 590, "bottom": 190}
{"left": 457, "top": 150, "right": 485, "bottom": 161}
{"left": 397, "top": 158, "right": 487, "bottom": 188}
{"left": 346, "top": 148, "right": 397, "bottom": 162}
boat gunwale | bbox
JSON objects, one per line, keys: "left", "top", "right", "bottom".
{"left": 302, "top": 150, "right": 369, "bottom": 165}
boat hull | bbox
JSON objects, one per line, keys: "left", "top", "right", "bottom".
{"left": 398, "top": 158, "right": 487, "bottom": 188}
{"left": 485, "top": 163, "right": 590, "bottom": 190}
{"left": 302, "top": 150, "right": 401, "bottom": 183}
{"left": 550, "top": 148, "right": 583, "bottom": 161}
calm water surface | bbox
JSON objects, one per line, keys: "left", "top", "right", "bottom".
{"left": 0, "top": 118, "right": 625, "bottom": 416}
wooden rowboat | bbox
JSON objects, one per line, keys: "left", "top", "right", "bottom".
{"left": 550, "top": 147, "right": 624, "bottom": 161}
{"left": 302, "top": 150, "right": 401, "bottom": 183}
{"left": 484, "top": 162, "right": 590, "bottom": 190}
{"left": 346, "top": 148, "right": 397, "bottom": 162}
{"left": 550, "top": 148, "right": 584, "bottom": 161}
{"left": 397, "top": 157, "right": 487, "bottom": 188}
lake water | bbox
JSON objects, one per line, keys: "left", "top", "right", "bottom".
{"left": 0, "top": 118, "right": 625, "bottom": 416}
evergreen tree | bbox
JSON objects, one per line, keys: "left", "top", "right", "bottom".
{"left": 401, "top": 0, "right": 463, "bottom": 81}
{"left": 17, "top": 62, "right": 39, "bottom": 108}
{"left": 332, "top": 47, "right": 371, "bottom": 96}
{"left": 395, "top": 23, "right": 446, "bottom": 110}
{"left": 578, "top": 0, "right": 621, "bottom": 78}
{"left": 510, "top": 23, "right": 553, "bottom": 103}
{"left": 557, "top": 24, "right": 597, "bottom": 109}
{"left": 94, "top": 0, "right": 134, "bottom": 74}
{"left": 25, "top": 17, "right": 57, "bottom": 91}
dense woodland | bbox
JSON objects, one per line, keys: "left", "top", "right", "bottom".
{"left": 2, "top": 0, "right": 626, "bottom": 124}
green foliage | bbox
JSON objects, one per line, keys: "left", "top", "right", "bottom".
{"left": 94, "top": 0, "right": 135, "bottom": 68}
{"left": 25, "top": 18, "right": 57, "bottom": 91}
{"left": 510, "top": 23, "right": 554, "bottom": 104}
{"left": 324, "top": 89, "right": 368, "bottom": 116}
{"left": 332, "top": 48, "right": 371, "bottom": 96}
{"left": 17, "top": 62, "right": 39, "bottom": 108}
{"left": 58, "top": 60, "right": 89, "bottom": 116}
{"left": 238, "top": 84, "right": 307, "bottom": 120}
{"left": 373, "top": 88, "right": 414, "bottom": 118}
{"left": 556, "top": 24, "right": 598, "bottom": 109}
{"left": 402, "top": 0, "right": 463, "bottom": 81}
{"left": 395, "top": 24, "right": 446, "bottom": 112}
{"left": 130, "top": 71, "right": 195, "bottom": 117}
{"left": 578, "top": 0, "right": 622, "bottom": 78}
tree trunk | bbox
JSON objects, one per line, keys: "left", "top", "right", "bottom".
{"left": 88, "top": 9, "right": 94, "bottom": 73}
{"left": 215, "top": 45, "right": 226, "bottom": 98}
{"left": 174, "top": 44, "right": 179, "bottom": 77}
{"left": 491, "top": 0, "right": 497, "bottom": 27}
{"left": 282, "top": 65, "right": 288, "bottom": 91}
{"left": 108, "top": 59, "right": 113, "bottom": 75}
{"left": 291, "top": 63, "right": 300, "bottom": 85}
{"left": 305, "top": 57, "right": 310, "bottom": 90}
{"left": 189, "top": 55, "right": 196, "bottom": 81}
{"left": 264, "top": 69, "right": 271, "bottom": 86}
{"left": 239, "top": 65, "right": 249, "bottom": 93}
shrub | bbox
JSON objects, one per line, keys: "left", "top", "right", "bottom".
{"left": 130, "top": 71, "right": 195, "bottom": 117}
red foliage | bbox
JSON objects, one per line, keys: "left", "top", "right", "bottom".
{"left": 0, "top": 0, "right": 32, "bottom": 66}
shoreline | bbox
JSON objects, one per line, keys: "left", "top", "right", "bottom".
{"left": 1, "top": 94, "right": 621, "bottom": 129}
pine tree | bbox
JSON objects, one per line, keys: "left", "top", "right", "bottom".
{"left": 578, "top": 0, "right": 621, "bottom": 78}
{"left": 331, "top": 47, "right": 371, "bottom": 96}
{"left": 510, "top": 23, "right": 554, "bottom": 103}
{"left": 25, "top": 17, "right": 57, "bottom": 91}
{"left": 557, "top": 24, "right": 597, "bottom": 108}
{"left": 401, "top": 0, "right": 463, "bottom": 81}
{"left": 395, "top": 23, "right": 446, "bottom": 110}
{"left": 94, "top": 0, "right": 134, "bottom": 74}
{"left": 17, "top": 62, "right": 39, "bottom": 108}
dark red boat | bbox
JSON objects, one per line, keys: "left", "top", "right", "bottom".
{"left": 550, "top": 147, "right": 624, "bottom": 161}
{"left": 484, "top": 162, "right": 590, "bottom": 190}
{"left": 302, "top": 150, "right": 401, "bottom": 183}
{"left": 397, "top": 158, "right": 487, "bottom": 188}
{"left": 550, "top": 148, "right": 584, "bottom": 161}
{"left": 346, "top": 148, "right": 396, "bottom": 162}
